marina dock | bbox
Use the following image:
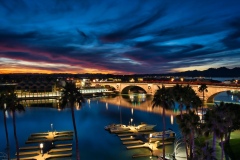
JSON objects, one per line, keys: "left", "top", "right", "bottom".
{"left": 132, "top": 153, "right": 152, "bottom": 158}
{"left": 105, "top": 122, "right": 176, "bottom": 159}
{"left": 110, "top": 126, "right": 155, "bottom": 134}
{"left": 123, "top": 140, "right": 144, "bottom": 145}
{"left": 14, "top": 130, "right": 74, "bottom": 160}
{"left": 26, "top": 131, "right": 73, "bottom": 143}
{"left": 117, "top": 131, "right": 153, "bottom": 137}
{"left": 126, "top": 141, "right": 174, "bottom": 150}
{"left": 120, "top": 137, "right": 136, "bottom": 141}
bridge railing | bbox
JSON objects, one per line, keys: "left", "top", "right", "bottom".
{"left": 93, "top": 81, "right": 240, "bottom": 87}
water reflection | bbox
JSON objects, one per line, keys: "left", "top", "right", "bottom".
{"left": 106, "top": 102, "right": 108, "bottom": 110}
{"left": 214, "top": 92, "right": 240, "bottom": 104}
{"left": 102, "top": 94, "right": 180, "bottom": 117}
{"left": 171, "top": 115, "right": 174, "bottom": 124}
{"left": 128, "top": 93, "right": 146, "bottom": 102}
{"left": 20, "top": 99, "right": 58, "bottom": 108}
{"left": 19, "top": 94, "right": 180, "bottom": 119}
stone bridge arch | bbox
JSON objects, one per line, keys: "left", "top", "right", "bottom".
{"left": 207, "top": 91, "right": 226, "bottom": 103}
{"left": 118, "top": 83, "right": 152, "bottom": 94}
{"left": 121, "top": 85, "right": 147, "bottom": 94}
{"left": 91, "top": 82, "right": 240, "bottom": 103}
{"left": 191, "top": 85, "right": 240, "bottom": 103}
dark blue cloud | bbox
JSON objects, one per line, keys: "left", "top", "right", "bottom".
{"left": 0, "top": 0, "right": 240, "bottom": 74}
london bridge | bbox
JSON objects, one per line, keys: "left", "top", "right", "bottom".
{"left": 6, "top": 81, "right": 240, "bottom": 104}
{"left": 92, "top": 82, "right": 240, "bottom": 103}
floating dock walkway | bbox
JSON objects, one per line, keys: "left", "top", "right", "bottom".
{"left": 126, "top": 141, "right": 174, "bottom": 150}
{"left": 26, "top": 131, "right": 73, "bottom": 143}
{"left": 123, "top": 140, "right": 144, "bottom": 145}
{"left": 14, "top": 130, "right": 74, "bottom": 160}
{"left": 117, "top": 131, "right": 153, "bottom": 137}
{"left": 132, "top": 153, "right": 153, "bottom": 158}
{"left": 105, "top": 123, "right": 176, "bottom": 159}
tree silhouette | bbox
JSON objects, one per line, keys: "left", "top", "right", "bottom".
{"left": 60, "top": 81, "right": 85, "bottom": 160}
{"left": 152, "top": 85, "right": 174, "bottom": 160}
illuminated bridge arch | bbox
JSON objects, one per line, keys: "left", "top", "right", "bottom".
{"left": 121, "top": 85, "right": 147, "bottom": 94}
{"left": 91, "top": 82, "right": 240, "bottom": 103}
{"left": 191, "top": 85, "right": 240, "bottom": 103}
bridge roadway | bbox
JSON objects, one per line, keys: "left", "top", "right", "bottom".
{"left": 92, "top": 82, "right": 240, "bottom": 103}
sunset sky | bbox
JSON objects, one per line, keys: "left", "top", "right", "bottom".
{"left": 0, "top": 0, "right": 240, "bottom": 74}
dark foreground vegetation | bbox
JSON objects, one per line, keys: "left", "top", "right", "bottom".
{"left": 152, "top": 84, "right": 240, "bottom": 160}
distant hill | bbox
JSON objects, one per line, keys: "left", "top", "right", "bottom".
{"left": 162, "top": 67, "right": 240, "bottom": 77}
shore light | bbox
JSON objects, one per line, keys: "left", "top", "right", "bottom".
{"left": 40, "top": 143, "right": 44, "bottom": 155}
{"left": 149, "top": 133, "right": 152, "bottom": 144}
{"left": 131, "top": 118, "right": 133, "bottom": 126}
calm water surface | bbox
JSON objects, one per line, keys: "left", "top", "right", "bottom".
{"left": 214, "top": 92, "right": 240, "bottom": 104}
{"left": 0, "top": 95, "right": 180, "bottom": 160}
{"left": 0, "top": 91, "right": 237, "bottom": 160}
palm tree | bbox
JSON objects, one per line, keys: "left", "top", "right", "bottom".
{"left": 225, "top": 103, "right": 240, "bottom": 144}
{"left": 152, "top": 85, "right": 174, "bottom": 160}
{"left": 203, "top": 108, "right": 218, "bottom": 158}
{"left": 172, "top": 84, "right": 200, "bottom": 116}
{"left": 183, "top": 85, "right": 201, "bottom": 112}
{"left": 195, "top": 141, "right": 217, "bottom": 160}
{"left": 60, "top": 81, "right": 85, "bottom": 160}
{"left": 6, "top": 91, "right": 25, "bottom": 160}
{"left": 188, "top": 110, "right": 200, "bottom": 159}
{"left": 191, "top": 95, "right": 202, "bottom": 112}
{"left": 198, "top": 84, "right": 208, "bottom": 102}
{"left": 215, "top": 102, "right": 233, "bottom": 160}
{"left": 176, "top": 110, "right": 200, "bottom": 159}
{"left": 172, "top": 84, "right": 184, "bottom": 118}
{"left": 0, "top": 92, "right": 10, "bottom": 160}
{"left": 203, "top": 102, "right": 228, "bottom": 160}
{"left": 198, "top": 84, "right": 208, "bottom": 115}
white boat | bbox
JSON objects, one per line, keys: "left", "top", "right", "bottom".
{"left": 104, "top": 124, "right": 125, "bottom": 131}
{"left": 147, "top": 130, "right": 175, "bottom": 142}
{"left": 106, "top": 122, "right": 156, "bottom": 133}
{"left": 135, "top": 123, "right": 156, "bottom": 131}
{"left": 109, "top": 125, "right": 130, "bottom": 133}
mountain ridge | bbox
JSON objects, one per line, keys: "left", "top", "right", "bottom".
{"left": 160, "top": 67, "right": 240, "bottom": 77}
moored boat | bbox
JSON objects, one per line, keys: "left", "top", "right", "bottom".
{"left": 109, "top": 125, "right": 130, "bottom": 133}
{"left": 135, "top": 123, "right": 156, "bottom": 131}
{"left": 105, "top": 122, "right": 156, "bottom": 133}
{"left": 104, "top": 124, "right": 125, "bottom": 131}
{"left": 147, "top": 130, "right": 175, "bottom": 142}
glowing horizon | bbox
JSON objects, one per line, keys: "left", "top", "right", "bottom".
{"left": 1, "top": 0, "right": 240, "bottom": 74}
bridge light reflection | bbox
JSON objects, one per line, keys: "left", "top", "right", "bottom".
{"left": 171, "top": 115, "right": 174, "bottom": 124}
{"left": 129, "top": 94, "right": 146, "bottom": 103}
{"left": 106, "top": 102, "right": 108, "bottom": 110}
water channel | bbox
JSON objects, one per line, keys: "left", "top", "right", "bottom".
{"left": 0, "top": 92, "right": 238, "bottom": 160}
